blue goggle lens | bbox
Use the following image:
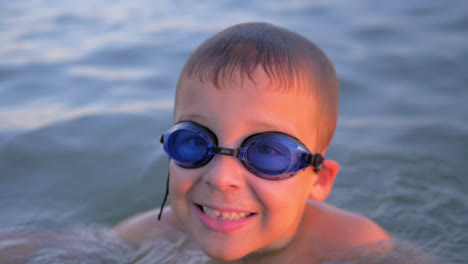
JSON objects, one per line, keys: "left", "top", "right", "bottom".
{"left": 167, "top": 129, "right": 208, "bottom": 163}
{"left": 245, "top": 138, "right": 292, "bottom": 175}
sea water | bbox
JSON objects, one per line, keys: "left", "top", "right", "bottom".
{"left": 0, "top": 0, "right": 467, "bottom": 263}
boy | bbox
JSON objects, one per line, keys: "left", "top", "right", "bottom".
{"left": 116, "top": 22, "right": 391, "bottom": 263}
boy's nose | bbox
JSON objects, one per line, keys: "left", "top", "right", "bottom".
{"left": 202, "top": 154, "right": 247, "bottom": 191}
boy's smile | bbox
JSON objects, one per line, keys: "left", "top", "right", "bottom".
{"left": 170, "top": 68, "right": 321, "bottom": 261}
{"left": 198, "top": 204, "right": 253, "bottom": 221}
{"left": 194, "top": 202, "right": 258, "bottom": 232}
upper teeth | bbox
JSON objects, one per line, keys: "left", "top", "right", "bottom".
{"left": 202, "top": 206, "right": 250, "bottom": 221}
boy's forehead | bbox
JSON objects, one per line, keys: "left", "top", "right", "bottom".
{"left": 174, "top": 69, "right": 320, "bottom": 123}
{"left": 174, "top": 70, "right": 320, "bottom": 125}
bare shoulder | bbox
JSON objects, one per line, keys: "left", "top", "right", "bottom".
{"left": 114, "top": 207, "right": 182, "bottom": 247}
{"left": 308, "top": 202, "right": 391, "bottom": 249}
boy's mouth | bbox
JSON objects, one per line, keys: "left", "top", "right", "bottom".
{"left": 196, "top": 204, "right": 255, "bottom": 221}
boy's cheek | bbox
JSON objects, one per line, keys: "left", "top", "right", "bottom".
{"left": 169, "top": 164, "right": 198, "bottom": 200}
{"left": 168, "top": 166, "right": 191, "bottom": 219}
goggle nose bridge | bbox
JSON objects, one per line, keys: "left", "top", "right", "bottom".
{"left": 209, "top": 145, "right": 241, "bottom": 158}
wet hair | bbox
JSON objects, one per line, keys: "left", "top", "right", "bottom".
{"left": 176, "top": 22, "right": 339, "bottom": 153}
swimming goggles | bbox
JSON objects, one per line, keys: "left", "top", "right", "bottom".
{"left": 160, "top": 121, "right": 324, "bottom": 180}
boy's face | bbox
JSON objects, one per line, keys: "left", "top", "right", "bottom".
{"left": 170, "top": 69, "right": 323, "bottom": 261}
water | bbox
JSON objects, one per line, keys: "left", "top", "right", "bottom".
{"left": 0, "top": 0, "right": 467, "bottom": 263}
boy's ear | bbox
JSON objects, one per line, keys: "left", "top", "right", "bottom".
{"left": 308, "top": 160, "right": 340, "bottom": 201}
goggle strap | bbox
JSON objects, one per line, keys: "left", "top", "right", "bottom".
{"left": 158, "top": 136, "right": 169, "bottom": 220}
{"left": 158, "top": 169, "right": 170, "bottom": 221}
{"left": 310, "top": 154, "right": 324, "bottom": 173}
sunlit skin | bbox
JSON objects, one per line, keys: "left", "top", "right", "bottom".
{"left": 168, "top": 68, "right": 340, "bottom": 262}
{"left": 115, "top": 68, "right": 391, "bottom": 263}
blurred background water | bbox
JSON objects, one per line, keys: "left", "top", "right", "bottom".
{"left": 0, "top": 0, "right": 467, "bottom": 263}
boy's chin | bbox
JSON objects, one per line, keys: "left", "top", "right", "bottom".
{"left": 195, "top": 239, "right": 255, "bottom": 262}
{"left": 202, "top": 248, "right": 248, "bottom": 262}
{"left": 197, "top": 237, "right": 288, "bottom": 262}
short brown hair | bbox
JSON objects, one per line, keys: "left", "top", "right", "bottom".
{"left": 176, "top": 22, "right": 339, "bottom": 152}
